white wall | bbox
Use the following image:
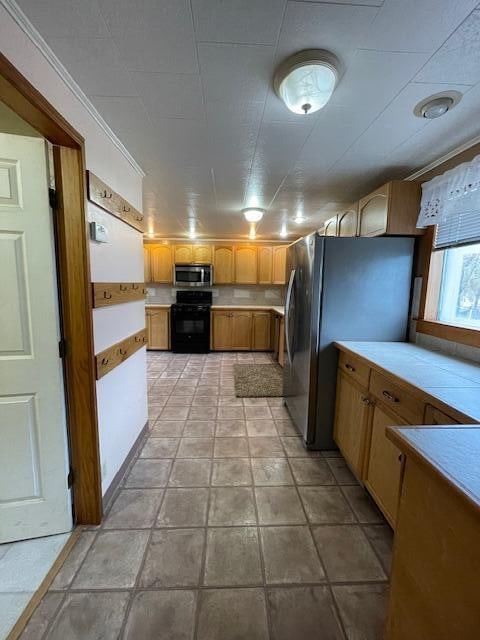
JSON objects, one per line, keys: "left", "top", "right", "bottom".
{"left": 1, "top": 5, "right": 148, "bottom": 495}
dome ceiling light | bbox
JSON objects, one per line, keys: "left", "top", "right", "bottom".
{"left": 243, "top": 207, "right": 265, "bottom": 223}
{"left": 274, "top": 49, "right": 340, "bottom": 115}
{"left": 414, "top": 91, "right": 462, "bottom": 119}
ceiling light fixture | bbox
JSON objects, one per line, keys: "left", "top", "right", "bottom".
{"left": 243, "top": 207, "right": 265, "bottom": 223}
{"left": 294, "top": 213, "right": 306, "bottom": 224}
{"left": 274, "top": 49, "right": 340, "bottom": 115}
{"left": 414, "top": 91, "right": 462, "bottom": 119}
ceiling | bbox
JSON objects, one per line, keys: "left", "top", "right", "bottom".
{"left": 15, "top": 0, "right": 480, "bottom": 240}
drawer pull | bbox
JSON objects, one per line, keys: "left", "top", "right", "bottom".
{"left": 345, "top": 363, "right": 355, "bottom": 372}
{"left": 383, "top": 390, "right": 399, "bottom": 403}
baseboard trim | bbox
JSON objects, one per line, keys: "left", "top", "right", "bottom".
{"left": 102, "top": 420, "right": 149, "bottom": 511}
{"left": 6, "top": 527, "right": 81, "bottom": 640}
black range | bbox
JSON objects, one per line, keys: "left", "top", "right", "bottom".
{"left": 170, "top": 290, "right": 212, "bottom": 353}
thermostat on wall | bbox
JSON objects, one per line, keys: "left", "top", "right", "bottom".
{"left": 90, "top": 221, "right": 109, "bottom": 243}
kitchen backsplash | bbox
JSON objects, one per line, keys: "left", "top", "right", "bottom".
{"left": 409, "top": 276, "right": 480, "bottom": 364}
{"left": 147, "top": 284, "right": 286, "bottom": 307}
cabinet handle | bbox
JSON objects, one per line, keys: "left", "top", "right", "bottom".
{"left": 383, "top": 390, "right": 399, "bottom": 403}
{"left": 361, "top": 396, "right": 373, "bottom": 406}
{"left": 398, "top": 453, "right": 405, "bottom": 463}
{"left": 345, "top": 363, "right": 355, "bottom": 372}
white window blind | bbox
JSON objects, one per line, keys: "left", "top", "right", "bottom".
{"left": 434, "top": 209, "right": 480, "bottom": 249}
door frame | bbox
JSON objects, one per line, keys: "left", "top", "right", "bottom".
{"left": 0, "top": 52, "right": 102, "bottom": 524}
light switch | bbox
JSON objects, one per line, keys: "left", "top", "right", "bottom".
{"left": 90, "top": 221, "right": 109, "bottom": 243}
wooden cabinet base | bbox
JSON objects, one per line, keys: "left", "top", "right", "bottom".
{"left": 385, "top": 454, "right": 480, "bottom": 639}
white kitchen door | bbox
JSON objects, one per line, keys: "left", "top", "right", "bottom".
{"left": 0, "top": 133, "right": 72, "bottom": 543}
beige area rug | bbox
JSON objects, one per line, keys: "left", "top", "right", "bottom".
{"left": 233, "top": 363, "right": 284, "bottom": 397}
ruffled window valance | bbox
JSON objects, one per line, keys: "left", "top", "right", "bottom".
{"left": 417, "top": 154, "right": 480, "bottom": 228}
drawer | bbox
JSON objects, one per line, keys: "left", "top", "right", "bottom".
{"left": 424, "top": 404, "right": 460, "bottom": 425}
{"left": 338, "top": 351, "right": 370, "bottom": 388}
{"left": 369, "top": 370, "right": 424, "bottom": 424}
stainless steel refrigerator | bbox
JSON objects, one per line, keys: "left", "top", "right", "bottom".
{"left": 284, "top": 234, "right": 414, "bottom": 450}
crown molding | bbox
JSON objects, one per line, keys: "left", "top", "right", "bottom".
{"left": 1, "top": 0, "right": 145, "bottom": 177}
{"left": 406, "top": 134, "right": 480, "bottom": 182}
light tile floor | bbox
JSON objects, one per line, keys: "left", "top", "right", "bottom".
{"left": 20, "top": 351, "right": 393, "bottom": 640}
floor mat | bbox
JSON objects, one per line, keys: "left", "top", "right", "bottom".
{"left": 234, "top": 363, "right": 284, "bottom": 397}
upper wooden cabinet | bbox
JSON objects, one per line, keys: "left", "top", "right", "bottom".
{"left": 323, "top": 216, "right": 338, "bottom": 237}
{"left": 192, "top": 244, "right": 212, "bottom": 264}
{"left": 272, "top": 246, "right": 287, "bottom": 285}
{"left": 144, "top": 245, "right": 151, "bottom": 282}
{"left": 213, "top": 246, "right": 234, "bottom": 284}
{"left": 358, "top": 180, "right": 422, "bottom": 237}
{"left": 257, "top": 247, "right": 273, "bottom": 284}
{"left": 174, "top": 244, "right": 193, "bottom": 264}
{"left": 235, "top": 246, "right": 257, "bottom": 284}
{"left": 337, "top": 204, "right": 358, "bottom": 237}
{"left": 150, "top": 244, "right": 173, "bottom": 283}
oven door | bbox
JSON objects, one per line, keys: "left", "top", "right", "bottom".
{"left": 174, "top": 265, "right": 206, "bottom": 286}
{"left": 171, "top": 308, "right": 210, "bottom": 353}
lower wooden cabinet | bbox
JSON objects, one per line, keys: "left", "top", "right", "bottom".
{"left": 252, "top": 312, "right": 271, "bottom": 350}
{"left": 364, "top": 404, "right": 405, "bottom": 527}
{"left": 333, "top": 373, "right": 372, "bottom": 479}
{"left": 146, "top": 307, "right": 170, "bottom": 350}
{"left": 212, "top": 310, "right": 273, "bottom": 351}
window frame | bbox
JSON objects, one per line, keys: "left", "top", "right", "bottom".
{"left": 416, "top": 227, "right": 480, "bottom": 348}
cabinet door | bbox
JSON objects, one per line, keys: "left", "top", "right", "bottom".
{"left": 147, "top": 309, "right": 169, "bottom": 350}
{"left": 150, "top": 244, "right": 173, "bottom": 283}
{"left": 358, "top": 183, "right": 389, "bottom": 237}
{"left": 337, "top": 206, "right": 358, "bottom": 237}
{"left": 278, "top": 317, "right": 285, "bottom": 367}
{"left": 324, "top": 216, "right": 338, "bottom": 237}
{"left": 174, "top": 244, "right": 193, "bottom": 264}
{"left": 364, "top": 404, "right": 405, "bottom": 527}
{"left": 272, "top": 246, "right": 287, "bottom": 285}
{"left": 235, "top": 246, "right": 257, "bottom": 284}
{"left": 213, "top": 246, "right": 234, "bottom": 284}
{"left": 333, "top": 373, "right": 370, "bottom": 478}
{"left": 252, "top": 312, "right": 271, "bottom": 350}
{"left": 144, "top": 245, "right": 151, "bottom": 282}
{"left": 257, "top": 247, "right": 273, "bottom": 284}
{"left": 192, "top": 244, "right": 212, "bottom": 264}
{"left": 232, "top": 311, "right": 252, "bottom": 350}
{"left": 212, "top": 312, "right": 232, "bottom": 350}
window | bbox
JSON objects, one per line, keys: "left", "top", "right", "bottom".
{"left": 436, "top": 243, "right": 480, "bottom": 329}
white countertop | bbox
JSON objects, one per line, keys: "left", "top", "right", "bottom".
{"left": 335, "top": 341, "right": 480, "bottom": 423}
{"left": 146, "top": 303, "right": 285, "bottom": 316}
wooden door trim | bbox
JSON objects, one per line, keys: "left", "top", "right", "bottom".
{"left": 1, "top": 55, "right": 102, "bottom": 523}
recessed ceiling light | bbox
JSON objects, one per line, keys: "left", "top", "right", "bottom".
{"left": 243, "top": 207, "right": 265, "bottom": 223}
{"left": 414, "top": 91, "right": 462, "bottom": 119}
{"left": 274, "top": 49, "right": 340, "bottom": 115}
{"left": 294, "top": 214, "right": 306, "bottom": 224}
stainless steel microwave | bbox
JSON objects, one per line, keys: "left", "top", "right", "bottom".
{"left": 174, "top": 264, "right": 213, "bottom": 287}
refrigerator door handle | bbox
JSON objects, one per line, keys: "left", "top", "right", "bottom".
{"left": 285, "top": 268, "right": 296, "bottom": 366}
